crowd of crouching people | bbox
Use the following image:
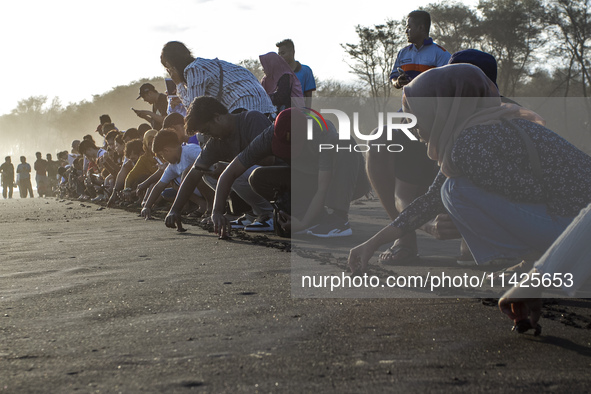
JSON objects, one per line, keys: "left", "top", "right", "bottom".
{"left": 3, "top": 31, "right": 591, "bottom": 338}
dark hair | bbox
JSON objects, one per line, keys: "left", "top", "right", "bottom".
{"left": 102, "top": 123, "right": 117, "bottom": 134}
{"left": 152, "top": 129, "right": 180, "bottom": 153}
{"left": 114, "top": 134, "right": 125, "bottom": 146}
{"left": 73, "top": 157, "right": 84, "bottom": 170}
{"left": 78, "top": 140, "right": 98, "bottom": 155}
{"left": 57, "top": 151, "right": 68, "bottom": 160}
{"left": 124, "top": 139, "right": 145, "bottom": 158}
{"left": 36, "top": 152, "right": 42, "bottom": 157}
{"left": 185, "top": 96, "right": 229, "bottom": 135}
{"left": 20, "top": 156, "right": 26, "bottom": 162}
{"left": 5, "top": 156, "right": 10, "bottom": 161}
{"left": 137, "top": 123, "right": 152, "bottom": 135}
{"left": 99, "top": 114, "right": 112, "bottom": 124}
{"left": 124, "top": 128, "right": 142, "bottom": 142}
{"left": 162, "top": 112, "right": 185, "bottom": 129}
{"left": 105, "top": 130, "right": 121, "bottom": 142}
{"left": 83, "top": 134, "right": 95, "bottom": 143}
{"left": 448, "top": 49, "right": 498, "bottom": 86}
{"left": 161, "top": 41, "right": 195, "bottom": 84}
{"left": 408, "top": 10, "right": 431, "bottom": 33}
{"left": 276, "top": 39, "right": 294, "bottom": 51}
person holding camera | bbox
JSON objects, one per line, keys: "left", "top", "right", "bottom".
{"left": 134, "top": 83, "right": 168, "bottom": 130}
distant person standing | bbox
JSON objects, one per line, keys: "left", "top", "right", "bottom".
{"left": 34, "top": 152, "right": 49, "bottom": 197}
{"left": 160, "top": 41, "right": 275, "bottom": 116}
{"left": 389, "top": 10, "right": 451, "bottom": 89}
{"left": 134, "top": 83, "right": 169, "bottom": 130}
{"left": 16, "top": 156, "right": 34, "bottom": 198}
{"left": 46, "top": 153, "right": 59, "bottom": 196}
{"left": 276, "top": 39, "right": 316, "bottom": 107}
{"left": 0, "top": 156, "right": 15, "bottom": 199}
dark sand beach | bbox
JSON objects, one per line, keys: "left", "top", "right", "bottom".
{"left": 2, "top": 197, "right": 591, "bottom": 393}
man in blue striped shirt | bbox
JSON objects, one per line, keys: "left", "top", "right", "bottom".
{"left": 390, "top": 10, "right": 450, "bottom": 89}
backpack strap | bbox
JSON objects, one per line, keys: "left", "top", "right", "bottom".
{"left": 215, "top": 58, "right": 223, "bottom": 102}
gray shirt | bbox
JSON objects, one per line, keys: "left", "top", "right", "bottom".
{"left": 194, "top": 111, "right": 271, "bottom": 169}
{"left": 237, "top": 118, "right": 339, "bottom": 175}
{"left": 16, "top": 163, "right": 31, "bottom": 180}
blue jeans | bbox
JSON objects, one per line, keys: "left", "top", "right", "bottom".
{"left": 441, "top": 177, "right": 574, "bottom": 265}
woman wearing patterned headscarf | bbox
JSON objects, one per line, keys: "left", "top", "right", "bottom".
{"left": 349, "top": 64, "right": 591, "bottom": 278}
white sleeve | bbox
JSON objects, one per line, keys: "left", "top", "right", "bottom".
{"left": 159, "top": 164, "right": 177, "bottom": 184}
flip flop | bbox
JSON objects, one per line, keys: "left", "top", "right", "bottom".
{"left": 379, "top": 244, "right": 419, "bottom": 266}
{"left": 200, "top": 216, "right": 213, "bottom": 225}
{"left": 188, "top": 210, "right": 205, "bottom": 218}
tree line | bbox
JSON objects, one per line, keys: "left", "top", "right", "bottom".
{"left": 0, "top": 73, "right": 361, "bottom": 159}
{"left": 342, "top": 0, "right": 590, "bottom": 101}
{"left": 1, "top": 0, "right": 588, "bottom": 158}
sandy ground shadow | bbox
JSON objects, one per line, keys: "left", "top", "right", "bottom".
{"left": 1, "top": 197, "right": 591, "bottom": 392}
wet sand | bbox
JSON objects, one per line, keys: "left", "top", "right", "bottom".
{"left": 1, "top": 197, "right": 591, "bottom": 393}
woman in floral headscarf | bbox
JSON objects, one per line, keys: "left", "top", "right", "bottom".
{"left": 349, "top": 64, "right": 591, "bottom": 279}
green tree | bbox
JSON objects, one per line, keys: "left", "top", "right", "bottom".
{"left": 12, "top": 95, "right": 47, "bottom": 115}
{"left": 423, "top": 2, "right": 482, "bottom": 53}
{"left": 477, "top": 0, "right": 548, "bottom": 96}
{"left": 238, "top": 58, "right": 265, "bottom": 81}
{"left": 548, "top": 0, "right": 591, "bottom": 97}
{"left": 341, "top": 20, "right": 406, "bottom": 113}
{"left": 315, "top": 78, "right": 368, "bottom": 98}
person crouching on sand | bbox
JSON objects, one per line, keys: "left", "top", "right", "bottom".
{"left": 348, "top": 64, "right": 591, "bottom": 278}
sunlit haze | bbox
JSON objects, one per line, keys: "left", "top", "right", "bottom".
{"left": 0, "top": 0, "right": 468, "bottom": 116}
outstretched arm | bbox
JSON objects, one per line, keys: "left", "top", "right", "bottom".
{"left": 137, "top": 169, "right": 163, "bottom": 195}
{"left": 164, "top": 167, "right": 204, "bottom": 229}
{"left": 108, "top": 161, "right": 133, "bottom": 207}
{"left": 212, "top": 158, "right": 248, "bottom": 238}
{"left": 141, "top": 181, "right": 167, "bottom": 220}
{"left": 348, "top": 225, "right": 404, "bottom": 274}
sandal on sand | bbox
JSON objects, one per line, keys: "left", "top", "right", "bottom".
{"left": 200, "top": 216, "right": 213, "bottom": 225}
{"left": 188, "top": 210, "right": 205, "bottom": 218}
{"left": 379, "top": 245, "right": 419, "bottom": 266}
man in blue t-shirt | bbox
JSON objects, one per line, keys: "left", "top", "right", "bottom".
{"left": 276, "top": 39, "right": 316, "bottom": 107}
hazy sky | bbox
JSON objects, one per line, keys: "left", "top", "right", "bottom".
{"left": 1, "top": 0, "right": 477, "bottom": 116}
